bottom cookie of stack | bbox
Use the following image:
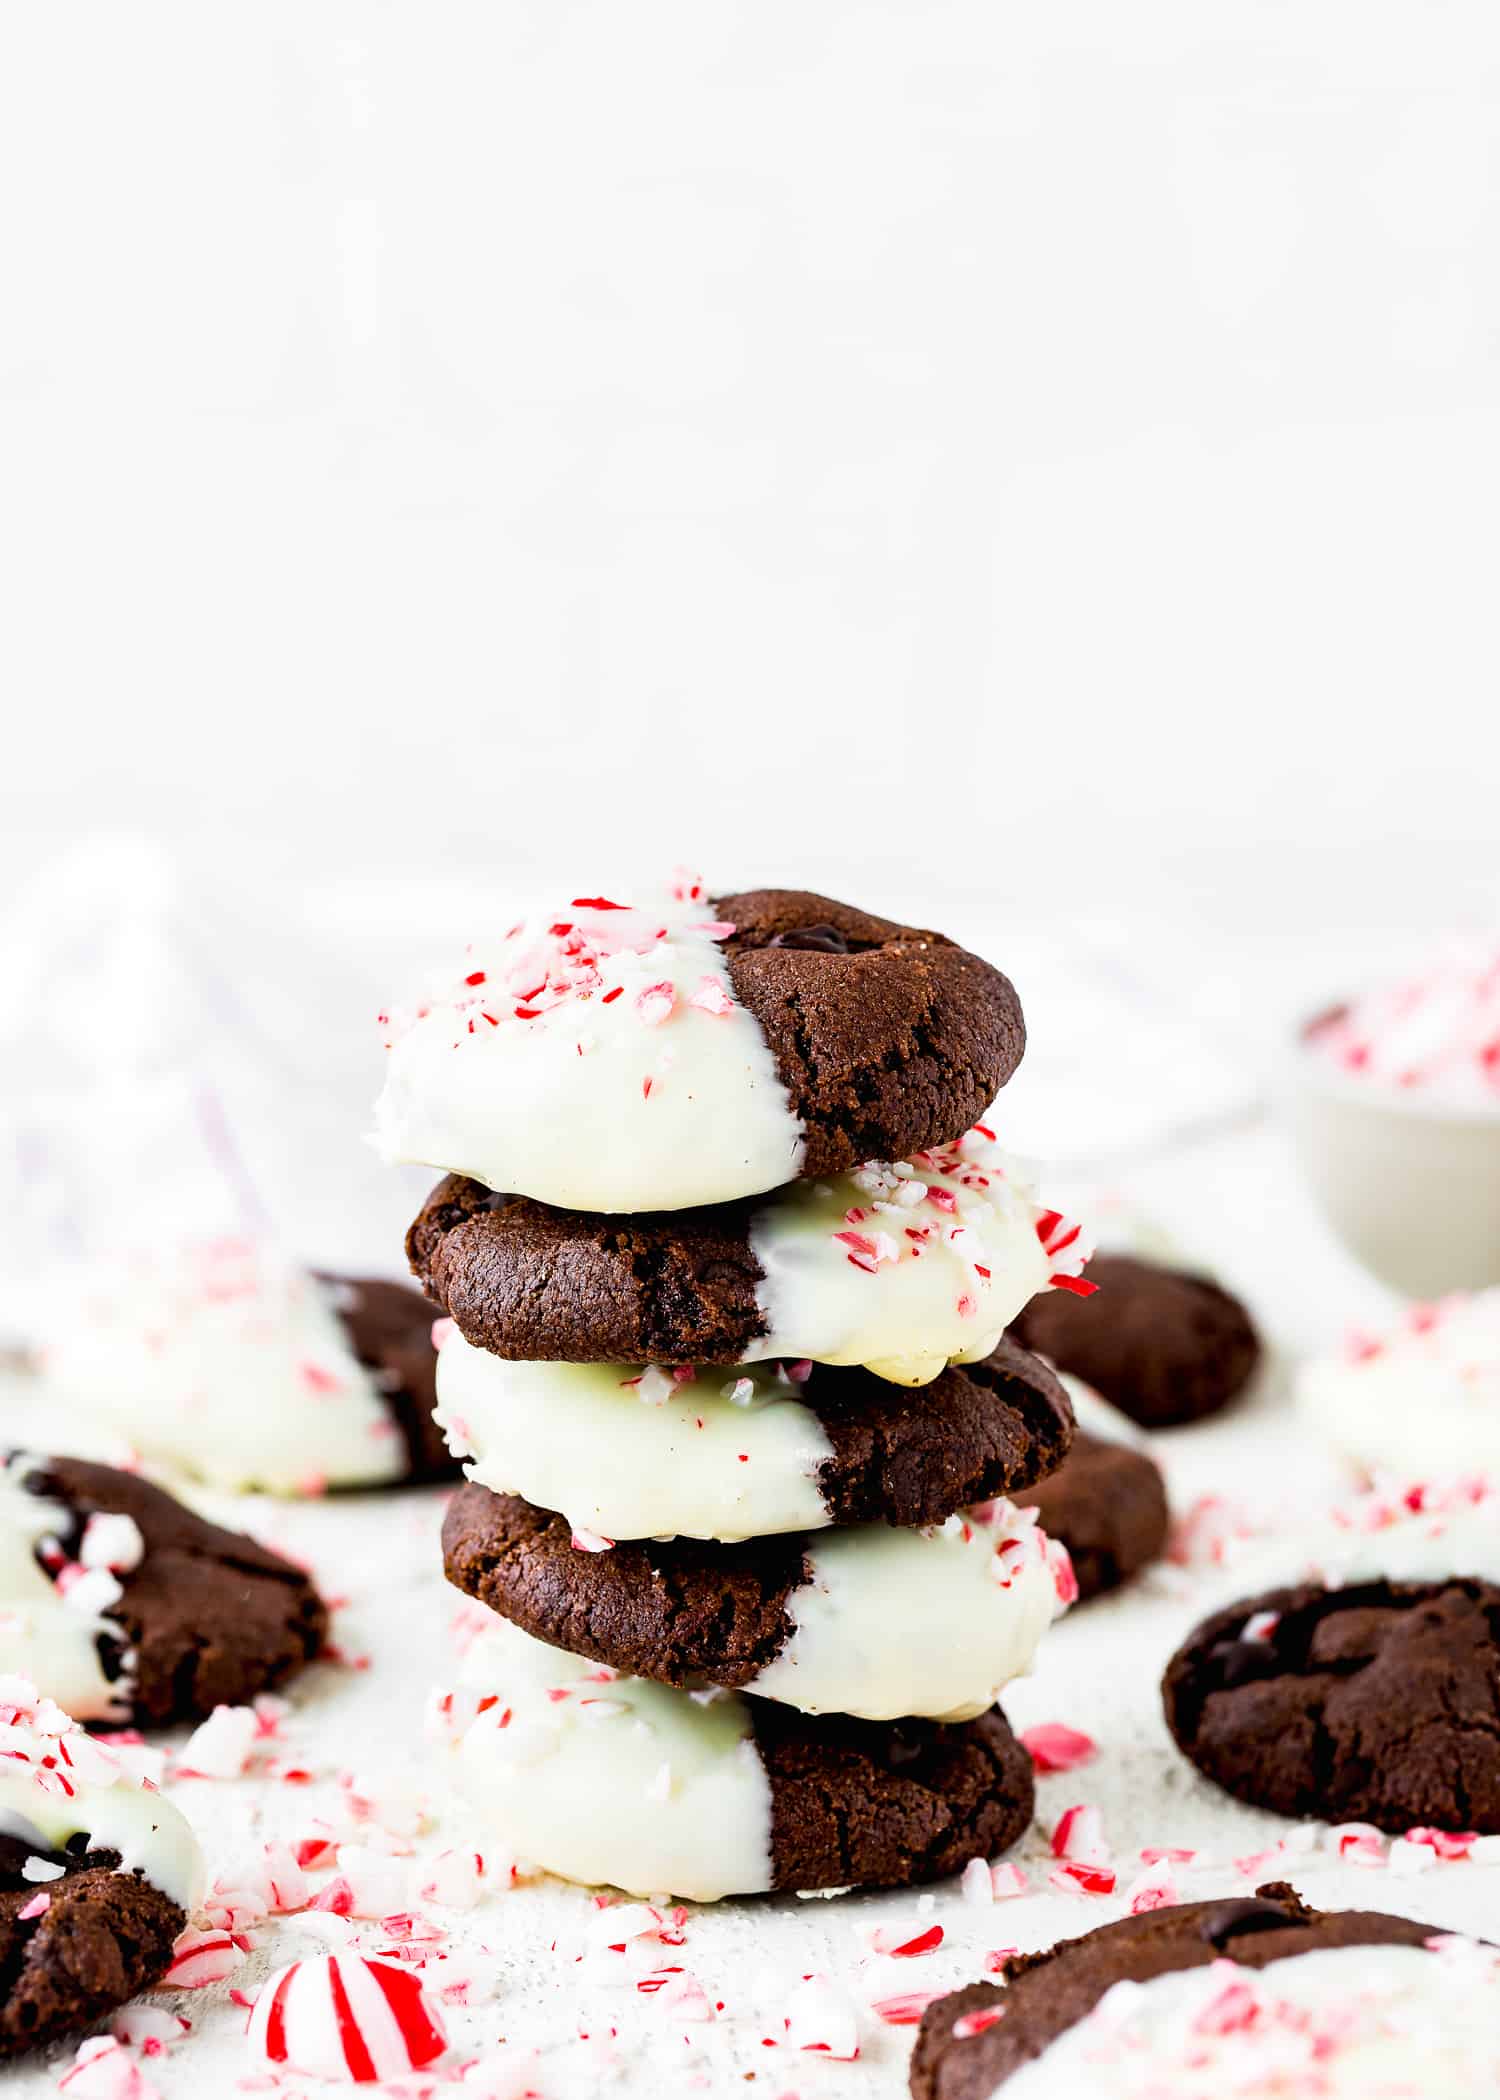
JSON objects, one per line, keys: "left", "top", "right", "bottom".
{"left": 434, "top": 1618, "right": 1034, "bottom": 1902}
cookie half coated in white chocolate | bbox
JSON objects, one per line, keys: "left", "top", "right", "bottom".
{"left": 39, "top": 1243, "right": 410, "bottom": 1495}
{"left": 433, "top": 1330, "right": 1075, "bottom": 1543}
{"left": 437, "top": 1618, "right": 1036, "bottom": 1901}
{"left": 930, "top": 1941, "right": 1500, "bottom": 2100}
{"left": 411, "top": 1126, "right": 1094, "bottom": 1388}
{"left": 375, "top": 881, "right": 1027, "bottom": 1216}
{"left": 0, "top": 1678, "right": 203, "bottom": 1912}
{"left": 442, "top": 1486, "right": 1075, "bottom": 1722}
{"left": 1300, "top": 1289, "right": 1500, "bottom": 1486}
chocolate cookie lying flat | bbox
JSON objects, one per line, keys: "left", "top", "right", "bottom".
{"left": 443, "top": 1484, "right": 1065, "bottom": 1722}
{"left": 912, "top": 1884, "right": 1448, "bottom": 2100}
{"left": 1012, "top": 1253, "right": 1260, "bottom": 1428}
{"left": 1013, "top": 1429, "right": 1168, "bottom": 1600}
{"left": 1163, "top": 1574, "right": 1500, "bottom": 1832}
{"left": 435, "top": 1332, "right": 1073, "bottom": 1542}
{"left": 4, "top": 1454, "right": 327, "bottom": 1726}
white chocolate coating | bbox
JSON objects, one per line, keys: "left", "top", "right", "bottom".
{"left": 995, "top": 1941, "right": 1500, "bottom": 2099}
{"left": 39, "top": 1244, "right": 406, "bottom": 1496}
{"left": 1208, "top": 1498, "right": 1500, "bottom": 1615}
{"left": 0, "top": 1682, "right": 204, "bottom": 1911}
{"left": 435, "top": 1336, "right": 832, "bottom": 1542}
{"left": 750, "top": 1129, "right": 1092, "bottom": 1385}
{"left": 0, "top": 1460, "right": 128, "bottom": 1722}
{"left": 374, "top": 888, "right": 805, "bottom": 1212}
{"left": 752, "top": 1502, "right": 1067, "bottom": 1721}
{"left": 1300, "top": 1291, "right": 1500, "bottom": 1483}
{"left": 446, "top": 1619, "right": 774, "bottom": 1901}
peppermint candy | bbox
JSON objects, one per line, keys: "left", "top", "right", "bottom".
{"left": 247, "top": 1954, "right": 446, "bottom": 2083}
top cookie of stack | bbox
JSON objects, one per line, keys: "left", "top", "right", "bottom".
{"left": 376, "top": 878, "right": 1026, "bottom": 1213}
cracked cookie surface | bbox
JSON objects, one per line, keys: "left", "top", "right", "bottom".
{"left": 1162, "top": 1577, "right": 1500, "bottom": 1831}
{"left": 710, "top": 889, "right": 1025, "bottom": 1175}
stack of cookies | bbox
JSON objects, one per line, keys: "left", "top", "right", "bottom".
{"left": 376, "top": 880, "right": 1093, "bottom": 1901}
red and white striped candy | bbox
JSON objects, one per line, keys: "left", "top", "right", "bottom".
{"left": 247, "top": 1954, "right": 446, "bottom": 2083}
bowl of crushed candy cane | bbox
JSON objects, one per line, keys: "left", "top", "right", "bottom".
{"left": 1287, "top": 941, "right": 1500, "bottom": 1295}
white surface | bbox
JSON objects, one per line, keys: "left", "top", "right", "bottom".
{"left": 6, "top": 1109, "right": 1500, "bottom": 2096}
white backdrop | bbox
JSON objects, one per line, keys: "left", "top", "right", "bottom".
{"left": 2, "top": 0, "right": 1497, "bottom": 919}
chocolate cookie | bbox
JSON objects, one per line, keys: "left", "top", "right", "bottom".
{"left": 911, "top": 1884, "right": 1441, "bottom": 2100}
{"left": 447, "top": 1616, "right": 1034, "bottom": 1899}
{"left": 443, "top": 1484, "right": 1066, "bottom": 1721}
{"left": 0, "top": 1840, "right": 185, "bottom": 2059}
{"left": 1012, "top": 1252, "right": 1260, "bottom": 1428}
{"left": 708, "top": 890, "right": 1025, "bottom": 1173}
{"left": 0, "top": 1687, "right": 202, "bottom": 2057}
{"left": 408, "top": 1122, "right": 1086, "bottom": 1387}
{"left": 375, "top": 885, "right": 1027, "bottom": 1216}
{"left": 1162, "top": 1574, "right": 1500, "bottom": 1832}
{"left": 322, "top": 1274, "right": 454, "bottom": 1482}
{"left": 1013, "top": 1429, "right": 1168, "bottom": 1600}
{"left": 5, "top": 1455, "right": 328, "bottom": 1726}
{"left": 436, "top": 1331, "right": 1073, "bottom": 1543}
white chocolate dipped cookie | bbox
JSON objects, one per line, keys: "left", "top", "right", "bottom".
{"left": 442, "top": 1486, "right": 1075, "bottom": 1723}
{"left": 38, "top": 1243, "right": 443, "bottom": 1495}
{"left": 1300, "top": 1290, "right": 1500, "bottom": 1485}
{"left": 376, "top": 881, "right": 1026, "bottom": 1214}
{"left": 435, "top": 1617, "right": 1035, "bottom": 1901}
{"left": 433, "top": 1329, "right": 1075, "bottom": 1543}
{"left": 411, "top": 1126, "right": 1094, "bottom": 1388}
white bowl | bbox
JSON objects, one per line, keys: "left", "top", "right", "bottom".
{"left": 1286, "top": 1004, "right": 1500, "bottom": 1296}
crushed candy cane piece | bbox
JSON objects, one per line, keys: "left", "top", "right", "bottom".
{"left": 1019, "top": 1723, "right": 1096, "bottom": 1774}
{"left": 176, "top": 1705, "right": 257, "bottom": 1780}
